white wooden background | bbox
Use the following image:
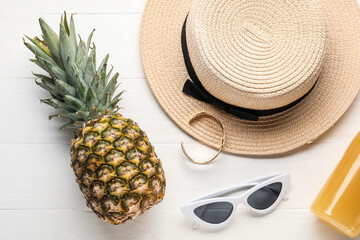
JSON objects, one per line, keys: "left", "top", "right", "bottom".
{"left": 1, "top": 0, "right": 360, "bottom": 239}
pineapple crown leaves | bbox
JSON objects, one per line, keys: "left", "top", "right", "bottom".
{"left": 24, "top": 12, "right": 124, "bottom": 130}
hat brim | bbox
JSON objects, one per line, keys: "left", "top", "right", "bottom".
{"left": 140, "top": 0, "right": 360, "bottom": 155}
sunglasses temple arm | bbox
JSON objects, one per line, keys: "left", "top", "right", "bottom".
{"left": 188, "top": 183, "right": 255, "bottom": 202}
{"left": 186, "top": 174, "right": 285, "bottom": 203}
{"left": 250, "top": 174, "right": 283, "bottom": 184}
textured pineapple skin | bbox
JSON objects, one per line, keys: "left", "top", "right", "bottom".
{"left": 70, "top": 113, "right": 166, "bottom": 225}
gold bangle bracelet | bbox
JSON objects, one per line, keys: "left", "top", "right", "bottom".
{"left": 181, "top": 112, "right": 226, "bottom": 165}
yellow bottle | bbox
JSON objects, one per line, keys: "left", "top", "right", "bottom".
{"left": 311, "top": 132, "right": 360, "bottom": 238}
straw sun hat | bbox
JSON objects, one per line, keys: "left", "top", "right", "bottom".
{"left": 140, "top": 0, "right": 360, "bottom": 155}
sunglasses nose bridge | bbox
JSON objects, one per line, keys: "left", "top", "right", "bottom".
{"left": 282, "top": 194, "right": 289, "bottom": 201}
{"left": 192, "top": 222, "right": 200, "bottom": 229}
{"left": 233, "top": 196, "right": 245, "bottom": 206}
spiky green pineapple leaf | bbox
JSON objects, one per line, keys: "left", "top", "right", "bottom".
{"left": 69, "top": 15, "right": 77, "bottom": 48}
{"left": 29, "top": 59, "right": 52, "bottom": 74}
{"left": 98, "top": 54, "right": 109, "bottom": 80}
{"left": 54, "top": 79, "right": 76, "bottom": 96}
{"left": 86, "top": 30, "right": 95, "bottom": 51}
{"left": 58, "top": 112, "right": 78, "bottom": 121}
{"left": 41, "top": 98, "right": 74, "bottom": 112}
{"left": 24, "top": 42, "right": 58, "bottom": 68}
{"left": 90, "top": 74, "right": 101, "bottom": 94}
{"left": 25, "top": 12, "right": 122, "bottom": 129}
{"left": 25, "top": 36, "right": 52, "bottom": 57}
{"left": 39, "top": 18, "right": 62, "bottom": 66}
{"left": 84, "top": 55, "right": 96, "bottom": 84}
{"left": 59, "top": 24, "right": 76, "bottom": 72}
{"left": 60, "top": 122, "right": 79, "bottom": 130}
{"left": 76, "top": 110, "right": 89, "bottom": 120}
{"left": 104, "top": 73, "right": 119, "bottom": 98}
{"left": 43, "top": 59, "right": 67, "bottom": 81}
{"left": 33, "top": 73, "right": 55, "bottom": 85}
{"left": 35, "top": 79, "right": 53, "bottom": 93}
{"left": 86, "top": 86, "right": 98, "bottom": 107}
{"left": 75, "top": 37, "right": 87, "bottom": 71}
{"left": 64, "top": 95, "right": 86, "bottom": 111}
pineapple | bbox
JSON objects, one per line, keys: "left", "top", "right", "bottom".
{"left": 24, "top": 13, "right": 166, "bottom": 225}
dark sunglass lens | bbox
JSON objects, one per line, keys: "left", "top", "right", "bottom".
{"left": 194, "top": 202, "right": 233, "bottom": 224}
{"left": 247, "top": 182, "right": 282, "bottom": 210}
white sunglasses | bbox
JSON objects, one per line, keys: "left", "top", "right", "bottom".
{"left": 181, "top": 173, "right": 290, "bottom": 229}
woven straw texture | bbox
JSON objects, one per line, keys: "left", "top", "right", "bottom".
{"left": 186, "top": 0, "right": 327, "bottom": 109}
{"left": 140, "top": 0, "right": 360, "bottom": 155}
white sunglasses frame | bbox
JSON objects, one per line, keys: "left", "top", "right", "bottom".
{"left": 181, "top": 173, "right": 291, "bottom": 229}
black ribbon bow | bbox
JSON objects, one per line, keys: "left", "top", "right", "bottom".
{"left": 181, "top": 16, "right": 317, "bottom": 121}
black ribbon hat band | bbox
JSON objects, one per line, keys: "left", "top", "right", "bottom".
{"left": 181, "top": 16, "right": 317, "bottom": 121}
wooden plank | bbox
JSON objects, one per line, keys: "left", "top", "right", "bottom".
{"left": 1, "top": 14, "right": 144, "bottom": 79}
{"left": 0, "top": 0, "right": 147, "bottom": 14}
{"left": 0, "top": 209, "right": 350, "bottom": 240}
{"left": 0, "top": 77, "right": 192, "bottom": 145}
{"left": 0, "top": 77, "right": 359, "bottom": 145}
{"left": 0, "top": 142, "right": 346, "bottom": 210}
